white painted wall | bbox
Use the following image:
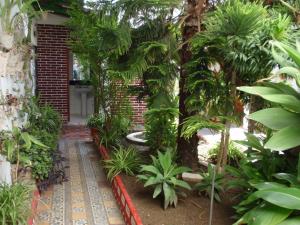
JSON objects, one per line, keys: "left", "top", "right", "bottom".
{"left": 0, "top": 0, "right": 33, "bottom": 131}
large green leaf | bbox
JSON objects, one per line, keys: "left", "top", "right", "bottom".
{"left": 140, "top": 165, "right": 160, "bottom": 175}
{"left": 235, "top": 133, "right": 264, "bottom": 150}
{"left": 278, "top": 217, "right": 300, "bottom": 225}
{"left": 252, "top": 182, "right": 286, "bottom": 190}
{"left": 273, "top": 41, "right": 300, "bottom": 67}
{"left": 169, "top": 177, "right": 191, "bottom": 190}
{"left": 261, "top": 94, "right": 300, "bottom": 113}
{"left": 163, "top": 182, "right": 171, "bottom": 209}
{"left": 153, "top": 184, "right": 162, "bottom": 198}
{"left": 273, "top": 173, "right": 298, "bottom": 186}
{"left": 264, "top": 82, "right": 300, "bottom": 99}
{"left": 279, "top": 67, "right": 300, "bottom": 86}
{"left": 158, "top": 151, "right": 172, "bottom": 174}
{"left": 249, "top": 108, "right": 300, "bottom": 130}
{"left": 238, "top": 86, "right": 300, "bottom": 112}
{"left": 254, "top": 187, "right": 300, "bottom": 210}
{"left": 238, "top": 86, "right": 283, "bottom": 96}
{"left": 144, "top": 176, "right": 163, "bottom": 187}
{"left": 234, "top": 204, "right": 291, "bottom": 225}
{"left": 265, "top": 126, "right": 300, "bottom": 151}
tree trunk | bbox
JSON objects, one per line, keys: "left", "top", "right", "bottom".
{"left": 177, "top": 0, "right": 206, "bottom": 168}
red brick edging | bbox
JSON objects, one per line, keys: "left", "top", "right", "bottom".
{"left": 28, "top": 189, "right": 40, "bottom": 225}
{"left": 93, "top": 132, "right": 143, "bottom": 225}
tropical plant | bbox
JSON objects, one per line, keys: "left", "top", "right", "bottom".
{"left": 279, "top": 0, "right": 300, "bottom": 24}
{"left": 103, "top": 146, "right": 141, "bottom": 181}
{"left": 144, "top": 107, "right": 178, "bottom": 151}
{"left": 0, "top": 183, "right": 31, "bottom": 225}
{"left": 137, "top": 151, "right": 192, "bottom": 209}
{"left": 233, "top": 161, "right": 300, "bottom": 225}
{"left": 183, "top": 0, "right": 292, "bottom": 170}
{"left": 0, "top": 127, "right": 48, "bottom": 179}
{"left": 195, "top": 164, "right": 224, "bottom": 202}
{"left": 238, "top": 41, "right": 300, "bottom": 151}
{"left": 98, "top": 115, "right": 131, "bottom": 148}
{"left": 229, "top": 41, "right": 300, "bottom": 224}
{"left": 208, "top": 141, "right": 245, "bottom": 167}
{"left": 86, "top": 114, "right": 105, "bottom": 129}
{"left": 26, "top": 98, "right": 62, "bottom": 135}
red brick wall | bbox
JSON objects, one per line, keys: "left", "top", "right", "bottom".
{"left": 128, "top": 81, "right": 147, "bottom": 125}
{"left": 36, "top": 24, "right": 70, "bottom": 122}
{"left": 36, "top": 24, "right": 146, "bottom": 125}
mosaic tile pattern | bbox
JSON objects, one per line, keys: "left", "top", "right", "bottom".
{"left": 36, "top": 127, "right": 124, "bottom": 225}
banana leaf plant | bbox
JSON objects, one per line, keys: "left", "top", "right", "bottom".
{"left": 233, "top": 153, "right": 300, "bottom": 225}
{"left": 238, "top": 41, "right": 300, "bottom": 151}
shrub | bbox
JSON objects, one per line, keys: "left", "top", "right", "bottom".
{"left": 194, "top": 164, "right": 224, "bottom": 202}
{"left": 137, "top": 151, "right": 191, "bottom": 209}
{"left": 144, "top": 108, "right": 178, "bottom": 151}
{"left": 0, "top": 183, "right": 31, "bottom": 225}
{"left": 104, "top": 146, "right": 141, "bottom": 181}
{"left": 27, "top": 98, "right": 62, "bottom": 135}
{"left": 86, "top": 114, "right": 105, "bottom": 129}
{"left": 100, "top": 115, "right": 131, "bottom": 147}
{"left": 208, "top": 141, "right": 245, "bottom": 166}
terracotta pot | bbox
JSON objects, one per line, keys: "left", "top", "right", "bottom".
{"left": 91, "top": 128, "right": 98, "bottom": 139}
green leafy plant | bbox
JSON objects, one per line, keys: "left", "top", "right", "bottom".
{"left": 103, "top": 146, "right": 141, "bottom": 181}
{"left": 27, "top": 98, "right": 62, "bottom": 135}
{"left": 86, "top": 114, "right": 104, "bottom": 129}
{"left": 194, "top": 164, "right": 224, "bottom": 202}
{"left": 144, "top": 107, "right": 178, "bottom": 151}
{"left": 137, "top": 151, "right": 192, "bottom": 209}
{"left": 0, "top": 183, "right": 31, "bottom": 225}
{"left": 0, "top": 127, "right": 48, "bottom": 180}
{"left": 238, "top": 41, "right": 300, "bottom": 151}
{"left": 99, "top": 115, "right": 131, "bottom": 148}
{"left": 209, "top": 141, "right": 245, "bottom": 167}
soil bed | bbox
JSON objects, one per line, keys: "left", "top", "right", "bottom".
{"left": 121, "top": 175, "right": 234, "bottom": 225}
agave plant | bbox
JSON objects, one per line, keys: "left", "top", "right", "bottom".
{"left": 137, "top": 151, "right": 192, "bottom": 209}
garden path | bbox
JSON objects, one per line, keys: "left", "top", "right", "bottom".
{"left": 36, "top": 126, "right": 124, "bottom": 225}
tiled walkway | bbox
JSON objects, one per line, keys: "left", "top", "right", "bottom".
{"left": 36, "top": 127, "right": 124, "bottom": 225}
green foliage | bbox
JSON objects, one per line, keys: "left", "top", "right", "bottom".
{"left": 25, "top": 129, "right": 58, "bottom": 180}
{"left": 144, "top": 107, "right": 178, "bottom": 151}
{"left": 181, "top": 115, "right": 224, "bottom": 140}
{"left": 194, "top": 164, "right": 224, "bottom": 202}
{"left": 103, "top": 146, "right": 141, "bottom": 181}
{"left": 27, "top": 98, "right": 62, "bottom": 135}
{"left": 0, "top": 0, "right": 40, "bottom": 34}
{"left": 226, "top": 134, "right": 300, "bottom": 224}
{"left": 0, "top": 183, "right": 31, "bottom": 225}
{"left": 86, "top": 114, "right": 105, "bottom": 129}
{"left": 137, "top": 151, "right": 191, "bottom": 209}
{"left": 238, "top": 41, "right": 300, "bottom": 151}
{"left": 208, "top": 141, "right": 245, "bottom": 166}
{"left": 0, "top": 127, "right": 48, "bottom": 166}
{"left": 99, "top": 115, "right": 131, "bottom": 148}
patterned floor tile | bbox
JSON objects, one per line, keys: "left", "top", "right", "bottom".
{"left": 36, "top": 126, "right": 124, "bottom": 225}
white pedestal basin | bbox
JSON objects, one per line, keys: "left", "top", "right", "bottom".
{"left": 74, "top": 85, "right": 93, "bottom": 117}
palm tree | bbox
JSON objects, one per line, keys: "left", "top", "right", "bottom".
{"left": 183, "top": 0, "right": 292, "bottom": 171}
{"left": 177, "top": 0, "right": 208, "bottom": 168}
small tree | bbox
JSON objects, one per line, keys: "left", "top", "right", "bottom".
{"left": 182, "top": 0, "right": 292, "bottom": 171}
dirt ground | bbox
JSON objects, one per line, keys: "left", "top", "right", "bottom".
{"left": 122, "top": 175, "right": 234, "bottom": 225}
